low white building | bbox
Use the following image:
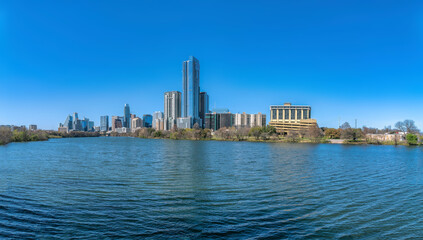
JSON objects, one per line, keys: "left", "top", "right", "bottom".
{"left": 116, "top": 127, "right": 131, "bottom": 134}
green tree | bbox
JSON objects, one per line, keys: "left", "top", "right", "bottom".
{"left": 324, "top": 128, "right": 340, "bottom": 139}
{"left": 406, "top": 133, "right": 418, "bottom": 145}
{"left": 249, "top": 127, "right": 262, "bottom": 140}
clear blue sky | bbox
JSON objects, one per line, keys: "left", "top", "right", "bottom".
{"left": 1, "top": 0, "right": 423, "bottom": 130}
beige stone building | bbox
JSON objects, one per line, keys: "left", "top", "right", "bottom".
{"left": 269, "top": 103, "right": 317, "bottom": 134}
{"left": 131, "top": 117, "right": 143, "bottom": 129}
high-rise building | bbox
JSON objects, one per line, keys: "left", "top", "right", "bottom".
{"left": 82, "top": 117, "right": 90, "bottom": 131}
{"left": 143, "top": 114, "right": 153, "bottom": 128}
{"left": 131, "top": 117, "right": 143, "bottom": 129}
{"left": 29, "top": 125, "right": 37, "bottom": 131}
{"left": 204, "top": 113, "right": 234, "bottom": 131}
{"left": 164, "top": 91, "right": 182, "bottom": 130}
{"left": 72, "top": 112, "right": 82, "bottom": 131}
{"left": 199, "top": 92, "right": 209, "bottom": 128}
{"left": 152, "top": 111, "right": 164, "bottom": 130}
{"left": 269, "top": 103, "right": 316, "bottom": 134}
{"left": 64, "top": 115, "right": 73, "bottom": 130}
{"left": 100, "top": 116, "right": 109, "bottom": 132}
{"left": 234, "top": 112, "right": 266, "bottom": 128}
{"left": 182, "top": 56, "right": 200, "bottom": 127}
{"left": 177, "top": 117, "right": 192, "bottom": 129}
{"left": 112, "top": 116, "right": 123, "bottom": 132}
{"left": 88, "top": 121, "right": 94, "bottom": 132}
{"left": 123, "top": 104, "right": 131, "bottom": 128}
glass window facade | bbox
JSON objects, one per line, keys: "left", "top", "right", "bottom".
{"left": 270, "top": 105, "right": 312, "bottom": 122}
{"left": 303, "top": 109, "right": 308, "bottom": 120}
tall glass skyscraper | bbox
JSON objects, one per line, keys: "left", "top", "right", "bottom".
{"left": 123, "top": 104, "right": 131, "bottom": 128}
{"left": 100, "top": 116, "right": 109, "bottom": 132}
{"left": 182, "top": 56, "right": 200, "bottom": 126}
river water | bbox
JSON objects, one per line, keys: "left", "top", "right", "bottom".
{"left": 0, "top": 137, "right": 422, "bottom": 239}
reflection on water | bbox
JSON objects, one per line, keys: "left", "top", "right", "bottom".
{"left": 0, "top": 137, "right": 422, "bottom": 239}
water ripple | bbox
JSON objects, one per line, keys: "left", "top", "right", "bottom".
{"left": 0, "top": 138, "right": 422, "bottom": 239}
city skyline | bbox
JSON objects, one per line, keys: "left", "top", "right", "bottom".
{"left": 1, "top": 1, "right": 423, "bottom": 130}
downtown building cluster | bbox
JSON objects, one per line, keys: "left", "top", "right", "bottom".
{"left": 163, "top": 56, "right": 266, "bottom": 131}
{"left": 58, "top": 56, "right": 267, "bottom": 133}
{"left": 59, "top": 113, "right": 95, "bottom": 133}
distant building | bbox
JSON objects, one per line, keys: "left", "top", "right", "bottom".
{"left": 152, "top": 111, "right": 164, "bottom": 130}
{"left": 94, "top": 126, "right": 100, "bottom": 132}
{"left": 199, "top": 92, "right": 209, "bottom": 128}
{"left": 82, "top": 118, "right": 90, "bottom": 131}
{"left": 164, "top": 91, "right": 182, "bottom": 130}
{"left": 177, "top": 117, "right": 192, "bottom": 129}
{"left": 112, "top": 116, "right": 123, "bottom": 132}
{"left": 88, "top": 121, "right": 94, "bottom": 132}
{"left": 58, "top": 126, "right": 68, "bottom": 133}
{"left": 269, "top": 103, "right": 317, "bottom": 134}
{"left": 143, "top": 114, "right": 153, "bottom": 128}
{"left": 64, "top": 115, "right": 73, "bottom": 130}
{"left": 183, "top": 56, "right": 201, "bottom": 126}
{"left": 123, "top": 104, "right": 131, "bottom": 129}
{"left": 158, "top": 119, "right": 164, "bottom": 130}
{"left": 212, "top": 108, "right": 230, "bottom": 114}
{"left": 100, "top": 116, "right": 109, "bottom": 132}
{"left": 116, "top": 127, "right": 130, "bottom": 134}
{"left": 29, "top": 125, "right": 37, "bottom": 131}
{"left": 234, "top": 112, "right": 266, "bottom": 128}
{"left": 72, "top": 112, "right": 83, "bottom": 131}
{"left": 60, "top": 112, "right": 94, "bottom": 132}
{"left": 205, "top": 113, "right": 234, "bottom": 131}
{"left": 131, "top": 117, "right": 143, "bottom": 129}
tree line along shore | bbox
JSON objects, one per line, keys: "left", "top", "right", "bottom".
{"left": 1, "top": 119, "right": 421, "bottom": 146}
{"left": 0, "top": 127, "right": 100, "bottom": 146}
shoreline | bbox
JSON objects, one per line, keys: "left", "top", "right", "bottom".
{"left": 0, "top": 130, "right": 418, "bottom": 147}
{"left": 102, "top": 135, "right": 417, "bottom": 146}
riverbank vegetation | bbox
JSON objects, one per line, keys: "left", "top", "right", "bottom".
{"left": 127, "top": 125, "right": 328, "bottom": 143}
{"left": 323, "top": 119, "right": 422, "bottom": 146}
{"left": 1, "top": 119, "right": 421, "bottom": 146}
{"left": 0, "top": 127, "right": 100, "bottom": 145}
{"left": 127, "top": 119, "right": 422, "bottom": 146}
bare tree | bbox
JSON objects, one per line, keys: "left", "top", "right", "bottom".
{"left": 395, "top": 120, "right": 419, "bottom": 134}
{"left": 308, "top": 125, "right": 323, "bottom": 140}
{"left": 235, "top": 127, "right": 249, "bottom": 141}
{"left": 404, "top": 120, "right": 419, "bottom": 134}
{"left": 395, "top": 121, "right": 406, "bottom": 133}
{"left": 0, "top": 127, "right": 12, "bottom": 145}
{"left": 287, "top": 131, "right": 299, "bottom": 142}
{"left": 340, "top": 122, "right": 351, "bottom": 130}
